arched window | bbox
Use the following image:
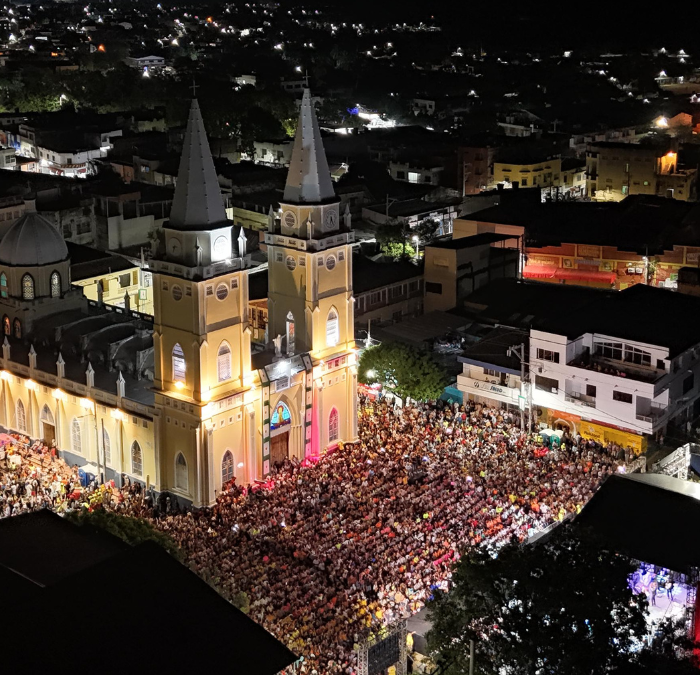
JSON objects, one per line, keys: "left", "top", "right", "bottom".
{"left": 213, "top": 236, "right": 228, "bottom": 260}
{"left": 326, "top": 307, "right": 339, "bottom": 347}
{"left": 0, "top": 272, "right": 7, "bottom": 298}
{"left": 50, "top": 271, "right": 61, "bottom": 298}
{"left": 71, "top": 418, "right": 81, "bottom": 454}
{"left": 286, "top": 311, "right": 295, "bottom": 355}
{"left": 12, "top": 318, "right": 20, "bottom": 339}
{"left": 16, "top": 400, "right": 25, "bottom": 432}
{"left": 21, "top": 274, "right": 34, "bottom": 300}
{"left": 217, "top": 342, "right": 231, "bottom": 382}
{"left": 175, "top": 452, "right": 188, "bottom": 491}
{"left": 40, "top": 404, "right": 54, "bottom": 425}
{"left": 102, "top": 428, "right": 111, "bottom": 467}
{"left": 172, "top": 343, "right": 186, "bottom": 383}
{"left": 2, "top": 316, "right": 9, "bottom": 336}
{"left": 222, "top": 450, "right": 234, "bottom": 485}
{"left": 131, "top": 441, "right": 143, "bottom": 477}
{"left": 329, "top": 407, "right": 339, "bottom": 443}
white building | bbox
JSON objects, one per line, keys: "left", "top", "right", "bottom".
{"left": 253, "top": 138, "right": 293, "bottom": 167}
{"left": 125, "top": 55, "right": 165, "bottom": 69}
{"left": 457, "top": 327, "right": 527, "bottom": 412}
{"left": 389, "top": 161, "right": 443, "bottom": 186}
{"left": 458, "top": 284, "right": 700, "bottom": 453}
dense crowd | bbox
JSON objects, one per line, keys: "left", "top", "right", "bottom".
{"left": 0, "top": 434, "right": 152, "bottom": 517}
{"left": 0, "top": 397, "right": 633, "bottom": 673}
{"left": 154, "top": 396, "right": 628, "bottom": 674}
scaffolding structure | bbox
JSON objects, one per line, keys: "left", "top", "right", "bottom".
{"left": 652, "top": 443, "right": 696, "bottom": 479}
{"left": 356, "top": 619, "right": 408, "bottom": 675}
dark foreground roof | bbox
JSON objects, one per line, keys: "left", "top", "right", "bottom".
{"left": 0, "top": 511, "right": 296, "bottom": 675}
{"left": 0, "top": 509, "right": 127, "bottom": 585}
{"left": 575, "top": 473, "right": 700, "bottom": 575}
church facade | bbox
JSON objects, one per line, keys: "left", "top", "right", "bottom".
{"left": 0, "top": 91, "right": 357, "bottom": 507}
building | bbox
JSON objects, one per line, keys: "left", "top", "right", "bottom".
{"left": 586, "top": 141, "right": 697, "bottom": 202}
{"left": 463, "top": 195, "right": 700, "bottom": 291}
{"left": 353, "top": 257, "right": 424, "bottom": 328}
{"left": 69, "top": 242, "right": 153, "bottom": 315}
{"left": 493, "top": 153, "right": 562, "bottom": 191}
{"left": 459, "top": 145, "right": 494, "bottom": 195}
{"left": 458, "top": 280, "right": 700, "bottom": 451}
{"left": 389, "top": 160, "right": 443, "bottom": 186}
{"left": 0, "top": 146, "right": 16, "bottom": 170}
{"left": 457, "top": 326, "right": 528, "bottom": 412}
{"left": 423, "top": 233, "right": 520, "bottom": 313}
{"left": 253, "top": 138, "right": 294, "bottom": 167}
{"left": 0, "top": 90, "right": 358, "bottom": 508}
{"left": 124, "top": 55, "right": 165, "bottom": 70}
{"left": 362, "top": 198, "right": 459, "bottom": 235}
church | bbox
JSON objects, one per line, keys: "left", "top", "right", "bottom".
{"left": 0, "top": 90, "right": 358, "bottom": 506}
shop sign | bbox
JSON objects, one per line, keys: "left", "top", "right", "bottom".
{"left": 462, "top": 377, "right": 517, "bottom": 401}
{"left": 577, "top": 245, "right": 601, "bottom": 259}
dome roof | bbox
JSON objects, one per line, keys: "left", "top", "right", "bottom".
{"left": 0, "top": 210, "right": 69, "bottom": 267}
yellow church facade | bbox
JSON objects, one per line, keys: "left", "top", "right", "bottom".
{"left": 0, "top": 91, "right": 357, "bottom": 508}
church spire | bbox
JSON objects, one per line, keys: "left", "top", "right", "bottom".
{"left": 169, "top": 99, "right": 228, "bottom": 230}
{"left": 283, "top": 89, "right": 336, "bottom": 205}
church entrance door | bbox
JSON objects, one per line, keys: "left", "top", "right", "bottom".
{"left": 42, "top": 422, "right": 55, "bottom": 446}
{"left": 270, "top": 431, "right": 289, "bottom": 467}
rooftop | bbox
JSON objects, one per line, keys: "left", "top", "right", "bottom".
{"left": 470, "top": 195, "right": 700, "bottom": 254}
{"left": 537, "top": 283, "right": 700, "bottom": 357}
{"left": 462, "top": 278, "right": 613, "bottom": 329}
{"left": 575, "top": 473, "right": 700, "bottom": 575}
{"left": 364, "top": 198, "right": 459, "bottom": 218}
{"left": 429, "top": 232, "right": 512, "bottom": 250}
{"left": 459, "top": 326, "right": 529, "bottom": 374}
{"left": 67, "top": 242, "right": 136, "bottom": 281}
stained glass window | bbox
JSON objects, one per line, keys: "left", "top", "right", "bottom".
{"left": 270, "top": 402, "right": 291, "bottom": 431}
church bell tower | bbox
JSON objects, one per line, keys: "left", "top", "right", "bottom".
{"left": 152, "top": 99, "right": 254, "bottom": 506}
{"left": 265, "top": 89, "right": 358, "bottom": 456}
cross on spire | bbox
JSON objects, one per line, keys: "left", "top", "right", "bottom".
{"left": 190, "top": 78, "right": 199, "bottom": 98}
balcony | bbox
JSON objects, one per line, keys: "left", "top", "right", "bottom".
{"left": 565, "top": 392, "right": 596, "bottom": 408}
{"left": 568, "top": 352, "right": 663, "bottom": 384}
{"left": 635, "top": 402, "right": 667, "bottom": 424}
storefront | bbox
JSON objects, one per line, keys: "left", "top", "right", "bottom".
{"left": 579, "top": 420, "right": 646, "bottom": 455}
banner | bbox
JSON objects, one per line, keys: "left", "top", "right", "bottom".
{"left": 579, "top": 420, "right": 646, "bottom": 454}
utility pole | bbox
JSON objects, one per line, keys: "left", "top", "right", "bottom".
{"left": 469, "top": 639, "right": 475, "bottom": 675}
{"left": 507, "top": 343, "right": 531, "bottom": 434}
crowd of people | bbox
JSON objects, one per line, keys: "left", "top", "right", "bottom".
{"left": 152, "top": 396, "right": 628, "bottom": 674}
{"left": 0, "top": 433, "right": 152, "bottom": 518}
{"left": 0, "top": 396, "right": 633, "bottom": 674}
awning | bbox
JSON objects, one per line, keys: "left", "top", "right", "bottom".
{"left": 523, "top": 265, "right": 615, "bottom": 284}
{"left": 523, "top": 264, "right": 557, "bottom": 279}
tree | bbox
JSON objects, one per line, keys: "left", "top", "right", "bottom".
{"left": 359, "top": 342, "right": 448, "bottom": 401}
{"left": 381, "top": 241, "right": 416, "bottom": 260}
{"left": 67, "top": 509, "right": 182, "bottom": 561}
{"left": 376, "top": 219, "right": 414, "bottom": 260}
{"left": 427, "top": 526, "right": 695, "bottom": 675}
